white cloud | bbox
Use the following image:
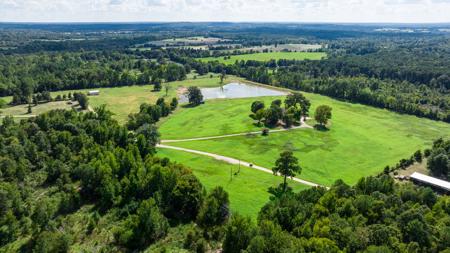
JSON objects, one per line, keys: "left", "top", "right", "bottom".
{"left": 0, "top": 0, "right": 450, "bottom": 22}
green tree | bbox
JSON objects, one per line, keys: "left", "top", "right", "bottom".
{"left": 170, "top": 97, "right": 178, "bottom": 111}
{"left": 223, "top": 214, "right": 255, "bottom": 253}
{"left": 264, "top": 106, "right": 282, "bottom": 127}
{"left": 314, "top": 105, "right": 332, "bottom": 127}
{"left": 427, "top": 151, "right": 449, "bottom": 178}
{"left": 197, "top": 187, "right": 230, "bottom": 228}
{"left": 413, "top": 150, "right": 423, "bottom": 163}
{"left": 254, "top": 109, "right": 266, "bottom": 126}
{"left": 187, "top": 86, "right": 203, "bottom": 106}
{"left": 153, "top": 78, "right": 162, "bottom": 91}
{"left": 251, "top": 101, "right": 265, "bottom": 114}
{"left": 272, "top": 151, "right": 301, "bottom": 192}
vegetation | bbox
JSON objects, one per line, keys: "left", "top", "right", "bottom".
{"left": 162, "top": 93, "right": 450, "bottom": 186}
{"left": 426, "top": 138, "right": 450, "bottom": 179}
{"left": 187, "top": 86, "right": 203, "bottom": 106}
{"left": 223, "top": 176, "right": 450, "bottom": 253}
{"left": 314, "top": 105, "right": 332, "bottom": 127}
{"left": 249, "top": 93, "right": 311, "bottom": 128}
{"left": 2, "top": 22, "right": 450, "bottom": 252}
{"left": 272, "top": 150, "right": 302, "bottom": 192}
{"left": 200, "top": 52, "right": 327, "bottom": 65}
{"left": 156, "top": 148, "right": 308, "bottom": 219}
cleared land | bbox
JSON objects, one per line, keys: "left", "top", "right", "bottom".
{"left": 160, "top": 92, "right": 450, "bottom": 186}
{"left": 159, "top": 96, "right": 279, "bottom": 139}
{"left": 234, "top": 43, "right": 323, "bottom": 53}
{"left": 0, "top": 100, "right": 82, "bottom": 118}
{"left": 199, "top": 51, "right": 327, "bottom": 64}
{"left": 157, "top": 148, "right": 307, "bottom": 218}
{"left": 0, "top": 74, "right": 236, "bottom": 124}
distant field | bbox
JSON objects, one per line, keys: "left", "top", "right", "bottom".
{"left": 199, "top": 51, "right": 327, "bottom": 64}
{"left": 0, "top": 100, "right": 82, "bottom": 118}
{"left": 234, "top": 43, "right": 323, "bottom": 53}
{"left": 157, "top": 148, "right": 308, "bottom": 219}
{"left": 160, "top": 91, "right": 450, "bottom": 186}
{"left": 0, "top": 74, "right": 235, "bottom": 124}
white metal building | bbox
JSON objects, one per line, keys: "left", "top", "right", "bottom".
{"left": 410, "top": 172, "right": 450, "bottom": 192}
{"left": 88, "top": 90, "right": 100, "bottom": 96}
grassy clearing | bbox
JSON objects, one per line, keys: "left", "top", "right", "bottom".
{"left": 0, "top": 74, "right": 235, "bottom": 124}
{"left": 0, "top": 101, "right": 82, "bottom": 118}
{"left": 157, "top": 148, "right": 308, "bottom": 219}
{"left": 159, "top": 96, "right": 279, "bottom": 139}
{"left": 199, "top": 52, "right": 327, "bottom": 64}
{"left": 161, "top": 92, "right": 450, "bottom": 186}
{"left": 50, "top": 74, "right": 235, "bottom": 124}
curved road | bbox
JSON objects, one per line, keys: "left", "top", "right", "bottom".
{"left": 157, "top": 144, "right": 326, "bottom": 188}
{"left": 162, "top": 117, "right": 313, "bottom": 143}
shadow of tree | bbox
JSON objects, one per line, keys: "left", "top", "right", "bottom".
{"left": 314, "top": 124, "right": 330, "bottom": 132}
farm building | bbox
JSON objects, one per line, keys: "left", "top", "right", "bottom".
{"left": 88, "top": 90, "right": 100, "bottom": 96}
{"left": 410, "top": 172, "right": 450, "bottom": 193}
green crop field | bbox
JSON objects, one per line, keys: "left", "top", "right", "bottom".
{"left": 160, "top": 91, "right": 450, "bottom": 186}
{"left": 199, "top": 51, "right": 327, "bottom": 64}
{"left": 157, "top": 148, "right": 308, "bottom": 218}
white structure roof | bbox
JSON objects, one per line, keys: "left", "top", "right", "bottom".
{"left": 410, "top": 172, "right": 450, "bottom": 191}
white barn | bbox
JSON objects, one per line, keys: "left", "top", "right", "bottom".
{"left": 88, "top": 90, "right": 100, "bottom": 96}
{"left": 410, "top": 172, "right": 450, "bottom": 193}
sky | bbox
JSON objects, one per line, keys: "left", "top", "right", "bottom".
{"left": 1, "top": 0, "right": 450, "bottom": 23}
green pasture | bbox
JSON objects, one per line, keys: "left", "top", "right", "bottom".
{"left": 160, "top": 92, "right": 450, "bottom": 186}
{"left": 199, "top": 51, "right": 327, "bottom": 64}
{"left": 157, "top": 148, "right": 308, "bottom": 219}
{"left": 0, "top": 74, "right": 236, "bottom": 124}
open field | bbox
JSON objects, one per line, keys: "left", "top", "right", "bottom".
{"left": 199, "top": 51, "right": 327, "bottom": 64}
{"left": 0, "top": 100, "right": 82, "bottom": 118}
{"left": 159, "top": 96, "right": 281, "bottom": 139}
{"left": 160, "top": 91, "right": 450, "bottom": 186}
{"left": 157, "top": 148, "right": 308, "bottom": 218}
{"left": 234, "top": 43, "right": 324, "bottom": 53}
{"left": 0, "top": 74, "right": 235, "bottom": 124}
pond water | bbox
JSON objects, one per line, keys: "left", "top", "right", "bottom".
{"left": 179, "top": 82, "right": 287, "bottom": 103}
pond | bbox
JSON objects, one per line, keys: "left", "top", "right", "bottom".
{"left": 179, "top": 82, "right": 287, "bottom": 103}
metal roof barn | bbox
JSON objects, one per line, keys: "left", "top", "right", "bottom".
{"left": 410, "top": 172, "right": 450, "bottom": 192}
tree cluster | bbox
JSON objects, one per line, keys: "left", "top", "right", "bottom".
{"left": 223, "top": 176, "right": 450, "bottom": 253}
{"left": 426, "top": 138, "right": 450, "bottom": 180}
{"left": 250, "top": 92, "right": 311, "bottom": 128}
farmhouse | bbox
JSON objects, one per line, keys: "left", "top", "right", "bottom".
{"left": 88, "top": 90, "right": 100, "bottom": 96}
{"left": 410, "top": 172, "right": 450, "bottom": 193}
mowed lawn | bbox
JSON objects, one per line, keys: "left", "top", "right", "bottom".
{"left": 157, "top": 148, "right": 308, "bottom": 219}
{"left": 159, "top": 96, "right": 281, "bottom": 139}
{"left": 199, "top": 52, "right": 327, "bottom": 65}
{"left": 160, "top": 92, "right": 450, "bottom": 186}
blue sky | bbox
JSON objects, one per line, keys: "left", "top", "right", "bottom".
{"left": 1, "top": 0, "right": 450, "bottom": 23}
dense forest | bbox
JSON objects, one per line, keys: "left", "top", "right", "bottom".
{"left": 223, "top": 175, "right": 450, "bottom": 253}
{"left": 0, "top": 107, "right": 230, "bottom": 252}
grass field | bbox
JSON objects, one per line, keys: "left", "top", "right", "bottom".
{"left": 0, "top": 101, "right": 82, "bottom": 118}
{"left": 157, "top": 148, "right": 308, "bottom": 218}
{"left": 199, "top": 52, "right": 327, "bottom": 64}
{"left": 159, "top": 96, "right": 279, "bottom": 139}
{"left": 0, "top": 74, "right": 237, "bottom": 124}
{"left": 160, "top": 92, "right": 450, "bottom": 186}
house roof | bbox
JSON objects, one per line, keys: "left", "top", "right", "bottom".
{"left": 410, "top": 172, "right": 450, "bottom": 191}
